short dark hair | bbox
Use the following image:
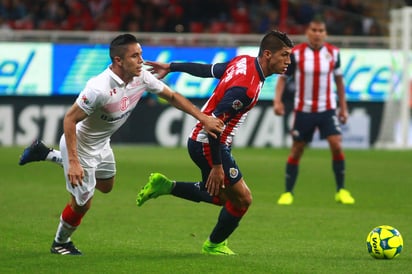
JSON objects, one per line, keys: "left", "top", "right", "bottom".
{"left": 258, "top": 30, "right": 294, "bottom": 57}
{"left": 310, "top": 15, "right": 326, "bottom": 25}
{"left": 109, "top": 34, "right": 139, "bottom": 61}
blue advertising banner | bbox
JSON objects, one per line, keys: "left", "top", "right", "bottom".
{"left": 142, "top": 46, "right": 237, "bottom": 98}
{"left": 52, "top": 45, "right": 237, "bottom": 97}
{"left": 0, "top": 42, "right": 405, "bottom": 102}
{"left": 53, "top": 44, "right": 109, "bottom": 95}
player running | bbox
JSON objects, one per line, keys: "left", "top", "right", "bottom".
{"left": 136, "top": 30, "right": 294, "bottom": 255}
{"left": 18, "top": 34, "right": 223, "bottom": 255}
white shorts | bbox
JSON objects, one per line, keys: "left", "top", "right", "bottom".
{"left": 60, "top": 135, "right": 116, "bottom": 206}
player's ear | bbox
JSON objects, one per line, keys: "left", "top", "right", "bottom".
{"left": 263, "top": 49, "right": 272, "bottom": 59}
{"left": 114, "top": 56, "right": 122, "bottom": 66}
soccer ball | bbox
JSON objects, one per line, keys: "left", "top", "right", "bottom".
{"left": 366, "top": 225, "right": 403, "bottom": 259}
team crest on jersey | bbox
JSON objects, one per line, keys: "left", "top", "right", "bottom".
{"left": 325, "top": 52, "right": 332, "bottom": 61}
{"left": 120, "top": 96, "right": 129, "bottom": 111}
{"left": 81, "top": 95, "right": 90, "bottom": 105}
{"left": 232, "top": 99, "right": 243, "bottom": 110}
{"left": 229, "top": 168, "right": 239, "bottom": 178}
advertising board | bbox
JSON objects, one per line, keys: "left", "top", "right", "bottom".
{"left": 0, "top": 43, "right": 405, "bottom": 102}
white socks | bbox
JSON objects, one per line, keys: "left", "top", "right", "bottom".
{"left": 45, "top": 149, "right": 63, "bottom": 166}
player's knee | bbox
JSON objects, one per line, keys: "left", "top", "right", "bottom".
{"left": 96, "top": 184, "right": 113, "bottom": 193}
{"left": 291, "top": 143, "right": 305, "bottom": 158}
{"left": 96, "top": 177, "right": 114, "bottom": 193}
{"left": 230, "top": 178, "right": 252, "bottom": 208}
{"left": 244, "top": 193, "right": 253, "bottom": 208}
{"left": 97, "top": 186, "right": 112, "bottom": 193}
{"left": 70, "top": 196, "right": 92, "bottom": 214}
{"left": 330, "top": 144, "right": 343, "bottom": 155}
{"left": 238, "top": 190, "right": 252, "bottom": 208}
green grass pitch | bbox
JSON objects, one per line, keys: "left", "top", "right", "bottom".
{"left": 1, "top": 146, "right": 411, "bottom": 274}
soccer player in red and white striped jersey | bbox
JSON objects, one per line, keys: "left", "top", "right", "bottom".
{"left": 273, "top": 19, "right": 355, "bottom": 205}
{"left": 138, "top": 30, "right": 294, "bottom": 255}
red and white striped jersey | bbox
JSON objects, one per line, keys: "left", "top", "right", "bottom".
{"left": 285, "top": 42, "right": 343, "bottom": 113}
{"left": 190, "top": 55, "right": 265, "bottom": 146}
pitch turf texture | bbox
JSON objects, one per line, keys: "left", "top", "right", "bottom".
{"left": 1, "top": 146, "right": 411, "bottom": 274}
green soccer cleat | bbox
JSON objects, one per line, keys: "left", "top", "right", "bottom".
{"left": 136, "top": 173, "right": 173, "bottom": 207}
{"left": 202, "top": 239, "right": 236, "bottom": 255}
{"left": 335, "top": 188, "right": 355, "bottom": 204}
{"left": 277, "top": 192, "right": 293, "bottom": 205}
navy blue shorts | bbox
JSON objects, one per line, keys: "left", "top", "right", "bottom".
{"left": 187, "top": 138, "right": 242, "bottom": 187}
{"left": 291, "top": 109, "right": 341, "bottom": 142}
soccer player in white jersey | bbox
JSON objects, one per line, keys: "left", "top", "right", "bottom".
{"left": 273, "top": 19, "right": 355, "bottom": 205}
{"left": 19, "top": 34, "right": 223, "bottom": 255}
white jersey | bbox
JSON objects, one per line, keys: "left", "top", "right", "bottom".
{"left": 74, "top": 67, "right": 165, "bottom": 155}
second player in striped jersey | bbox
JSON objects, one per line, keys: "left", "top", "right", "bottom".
{"left": 273, "top": 19, "right": 355, "bottom": 205}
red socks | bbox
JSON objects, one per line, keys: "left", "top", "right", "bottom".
{"left": 61, "top": 204, "right": 84, "bottom": 227}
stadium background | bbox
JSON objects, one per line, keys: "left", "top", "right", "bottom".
{"left": 0, "top": 0, "right": 411, "bottom": 148}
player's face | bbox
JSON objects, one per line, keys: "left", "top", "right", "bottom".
{"left": 264, "top": 47, "right": 292, "bottom": 76}
{"left": 306, "top": 22, "right": 327, "bottom": 49}
{"left": 121, "top": 43, "right": 144, "bottom": 78}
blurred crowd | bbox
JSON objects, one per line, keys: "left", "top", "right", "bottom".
{"left": 0, "top": 0, "right": 385, "bottom": 35}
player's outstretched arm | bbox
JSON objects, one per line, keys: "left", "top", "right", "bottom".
{"left": 145, "top": 61, "right": 170, "bottom": 79}
{"left": 158, "top": 86, "right": 223, "bottom": 138}
{"left": 145, "top": 61, "right": 228, "bottom": 79}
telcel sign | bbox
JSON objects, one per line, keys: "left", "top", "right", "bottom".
{"left": 0, "top": 43, "right": 404, "bottom": 102}
{"left": 341, "top": 49, "right": 402, "bottom": 101}
{"left": 0, "top": 43, "right": 52, "bottom": 95}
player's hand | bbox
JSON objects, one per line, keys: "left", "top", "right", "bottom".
{"left": 145, "top": 61, "right": 170, "bottom": 79}
{"left": 206, "top": 165, "right": 225, "bottom": 196}
{"left": 67, "top": 159, "right": 84, "bottom": 188}
{"left": 273, "top": 101, "right": 285, "bottom": 116}
{"left": 203, "top": 116, "right": 224, "bottom": 139}
{"left": 338, "top": 109, "right": 348, "bottom": 124}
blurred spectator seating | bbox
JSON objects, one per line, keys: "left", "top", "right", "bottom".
{"left": 0, "top": 0, "right": 391, "bottom": 36}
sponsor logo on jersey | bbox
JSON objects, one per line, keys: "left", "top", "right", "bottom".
{"left": 100, "top": 110, "right": 132, "bottom": 122}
